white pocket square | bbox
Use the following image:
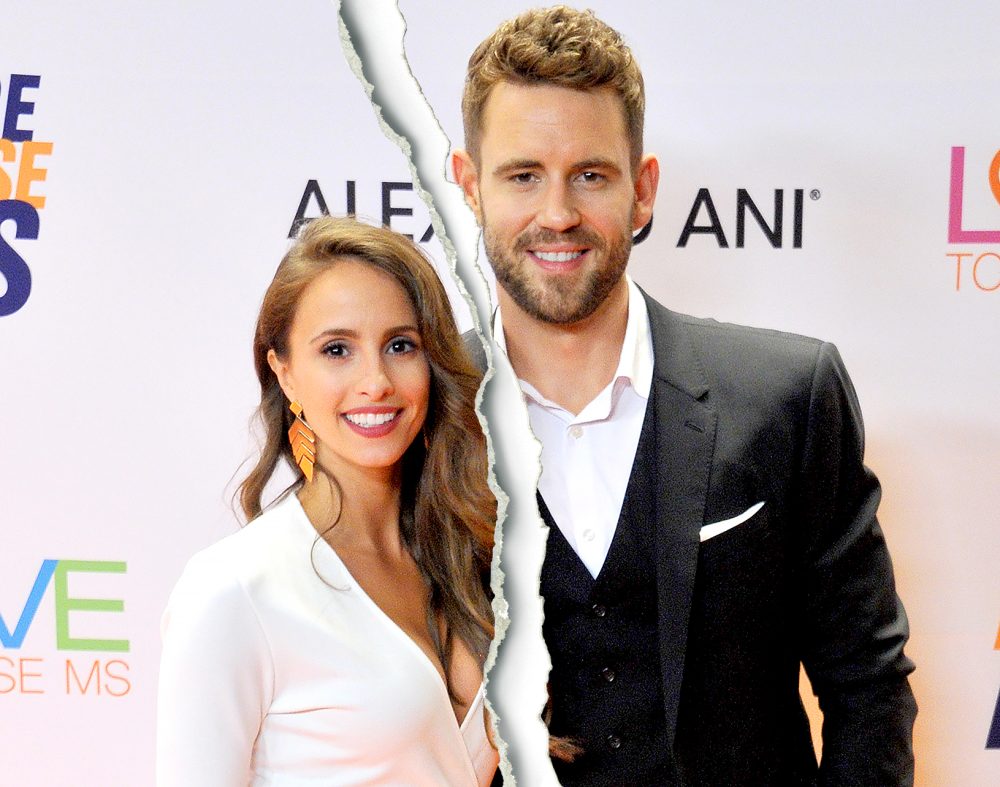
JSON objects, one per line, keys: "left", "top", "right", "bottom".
{"left": 699, "top": 501, "right": 766, "bottom": 542}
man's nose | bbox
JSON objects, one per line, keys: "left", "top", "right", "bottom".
{"left": 536, "top": 181, "right": 580, "bottom": 232}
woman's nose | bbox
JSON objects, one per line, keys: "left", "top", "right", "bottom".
{"left": 358, "top": 355, "right": 394, "bottom": 400}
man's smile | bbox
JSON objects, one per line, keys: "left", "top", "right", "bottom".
{"left": 531, "top": 250, "right": 587, "bottom": 263}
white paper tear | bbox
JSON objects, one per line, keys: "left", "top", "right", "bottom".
{"left": 336, "top": 1, "right": 557, "bottom": 784}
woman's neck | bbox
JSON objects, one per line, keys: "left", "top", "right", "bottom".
{"left": 297, "top": 462, "right": 405, "bottom": 557}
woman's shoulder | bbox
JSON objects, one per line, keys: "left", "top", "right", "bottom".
{"left": 172, "top": 493, "right": 309, "bottom": 599}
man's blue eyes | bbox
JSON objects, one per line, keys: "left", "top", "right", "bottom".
{"left": 509, "top": 172, "right": 604, "bottom": 183}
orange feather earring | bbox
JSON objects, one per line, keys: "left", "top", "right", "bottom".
{"left": 287, "top": 401, "right": 316, "bottom": 482}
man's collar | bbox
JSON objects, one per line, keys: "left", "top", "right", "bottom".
{"left": 493, "top": 275, "right": 654, "bottom": 402}
{"left": 618, "top": 276, "right": 654, "bottom": 399}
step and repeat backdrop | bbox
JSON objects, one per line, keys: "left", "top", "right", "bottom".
{"left": 2, "top": 1, "right": 998, "bottom": 784}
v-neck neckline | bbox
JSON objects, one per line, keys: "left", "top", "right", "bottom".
{"left": 289, "top": 493, "right": 483, "bottom": 732}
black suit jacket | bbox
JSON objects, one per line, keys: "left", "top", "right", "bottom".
{"left": 629, "top": 291, "right": 915, "bottom": 784}
{"left": 466, "top": 289, "right": 916, "bottom": 784}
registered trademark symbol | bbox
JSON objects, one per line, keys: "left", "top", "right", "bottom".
{"left": 809, "top": 189, "right": 821, "bottom": 200}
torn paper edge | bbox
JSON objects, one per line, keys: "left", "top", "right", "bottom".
{"left": 336, "top": 1, "right": 557, "bottom": 784}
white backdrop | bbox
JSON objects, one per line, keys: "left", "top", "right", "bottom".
{"left": 1, "top": 1, "right": 998, "bottom": 785}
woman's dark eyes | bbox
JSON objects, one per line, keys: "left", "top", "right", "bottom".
{"left": 386, "top": 337, "right": 418, "bottom": 354}
{"left": 321, "top": 337, "right": 419, "bottom": 358}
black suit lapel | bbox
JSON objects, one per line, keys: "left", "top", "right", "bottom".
{"left": 641, "top": 291, "right": 717, "bottom": 753}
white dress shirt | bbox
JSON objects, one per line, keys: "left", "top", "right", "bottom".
{"left": 495, "top": 277, "right": 654, "bottom": 578}
{"left": 157, "top": 493, "right": 497, "bottom": 786}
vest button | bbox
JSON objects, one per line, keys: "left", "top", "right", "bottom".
{"left": 600, "top": 667, "right": 616, "bottom": 683}
{"left": 606, "top": 734, "right": 622, "bottom": 750}
{"left": 591, "top": 603, "right": 607, "bottom": 618}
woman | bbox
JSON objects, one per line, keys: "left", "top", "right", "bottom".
{"left": 157, "top": 216, "right": 498, "bottom": 786}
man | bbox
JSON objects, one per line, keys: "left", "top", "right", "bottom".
{"left": 451, "top": 6, "right": 916, "bottom": 785}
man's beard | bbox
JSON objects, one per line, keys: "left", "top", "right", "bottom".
{"left": 482, "top": 216, "right": 633, "bottom": 325}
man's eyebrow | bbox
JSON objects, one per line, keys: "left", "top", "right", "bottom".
{"left": 574, "top": 157, "right": 622, "bottom": 173}
{"left": 492, "top": 157, "right": 623, "bottom": 177}
{"left": 492, "top": 158, "right": 541, "bottom": 177}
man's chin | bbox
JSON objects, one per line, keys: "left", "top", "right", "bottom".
{"left": 490, "top": 246, "right": 628, "bottom": 325}
{"left": 506, "top": 285, "right": 604, "bottom": 325}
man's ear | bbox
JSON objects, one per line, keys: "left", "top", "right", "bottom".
{"left": 267, "top": 348, "right": 295, "bottom": 404}
{"left": 632, "top": 154, "right": 660, "bottom": 232}
{"left": 451, "top": 149, "right": 483, "bottom": 223}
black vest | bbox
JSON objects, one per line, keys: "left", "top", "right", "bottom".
{"left": 539, "top": 404, "right": 673, "bottom": 786}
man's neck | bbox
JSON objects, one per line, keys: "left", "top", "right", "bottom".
{"left": 500, "top": 277, "right": 630, "bottom": 415}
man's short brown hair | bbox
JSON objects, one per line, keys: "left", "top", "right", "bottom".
{"left": 461, "top": 6, "right": 645, "bottom": 170}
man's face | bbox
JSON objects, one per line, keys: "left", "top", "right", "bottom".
{"left": 454, "top": 81, "right": 657, "bottom": 325}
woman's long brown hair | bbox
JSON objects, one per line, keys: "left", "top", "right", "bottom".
{"left": 237, "top": 216, "right": 495, "bottom": 679}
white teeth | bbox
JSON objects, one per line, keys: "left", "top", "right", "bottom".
{"left": 534, "top": 250, "right": 584, "bottom": 262}
{"left": 344, "top": 412, "right": 397, "bottom": 428}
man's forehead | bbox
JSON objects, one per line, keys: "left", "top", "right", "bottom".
{"left": 478, "top": 81, "right": 631, "bottom": 161}
{"left": 480, "top": 81, "right": 626, "bottom": 124}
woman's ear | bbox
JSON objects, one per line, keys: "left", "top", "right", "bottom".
{"left": 267, "top": 349, "right": 295, "bottom": 403}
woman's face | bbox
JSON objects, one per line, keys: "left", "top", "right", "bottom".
{"left": 269, "top": 260, "right": 431, "bottom": 482}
